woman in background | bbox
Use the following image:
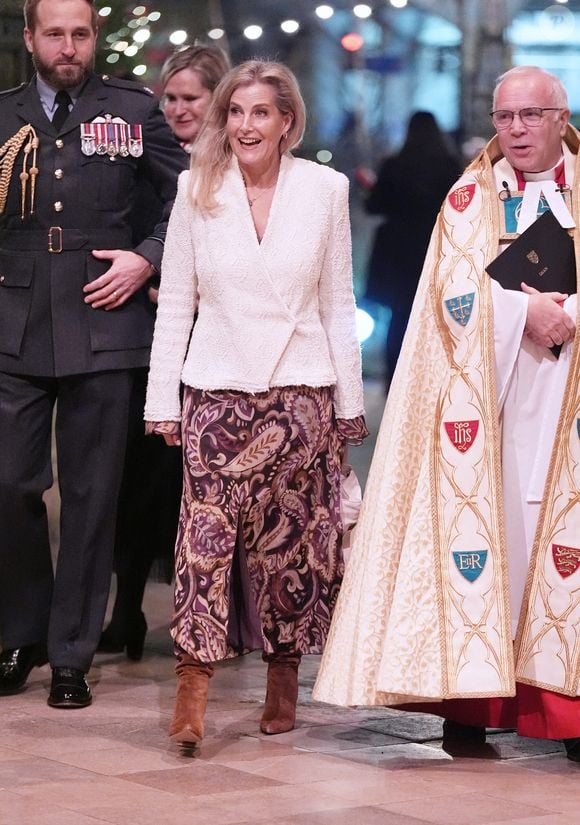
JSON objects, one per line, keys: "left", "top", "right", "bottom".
{"left": 145, "top": 59, "right": 367, "bottom": 745}
{"left": 99, "top": 44, "right": 230, "bottom": 660}
{"left": 364, "top": 111, "right": 461, "bottom": 388}
{"left": 161, "top": 44, "right": 229, "bottom": 151}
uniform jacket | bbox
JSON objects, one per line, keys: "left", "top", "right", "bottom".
{"left": 144, "top": 154, "right": 365, "bottom": 423}
{"left": 0, "top": 73, "right": 188, "bottom": 376}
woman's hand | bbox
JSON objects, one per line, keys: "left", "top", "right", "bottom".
{"left": 144, "top": 420, "right": 182, "bottom": 446}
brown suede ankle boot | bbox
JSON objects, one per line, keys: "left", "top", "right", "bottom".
{"left": 169, "top": 656, "right": 214, "bottom": 745}
{"left": 260, "top": 653, "right": 301, "bottom": 735}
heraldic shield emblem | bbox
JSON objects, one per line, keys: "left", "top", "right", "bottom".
{"left": 444, "top": 293, "right": 475, "bottom": 327}
{"left": 552, "top": 544, "right": 580, "bottom": 579}
{"left": 444, "top": 420, "right": 479, "bottom": 453}
{"left": 453, "top": 550, "right": 488, "bottom": 582}
{"left": 448, "top": 183, "right": 476, "bottom": 213}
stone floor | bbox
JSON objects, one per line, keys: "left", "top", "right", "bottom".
{"left": 1, "top": 380, "right": 578, "bottom": 824}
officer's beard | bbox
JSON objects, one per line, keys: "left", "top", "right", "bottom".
{"left": 33, "top": 53, "right": 94, "bottom": 90}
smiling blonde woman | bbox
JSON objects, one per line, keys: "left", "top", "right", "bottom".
{"left": 145, "top": 59, "right": 367, "bottom": 747}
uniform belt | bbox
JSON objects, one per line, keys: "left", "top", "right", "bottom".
{"left": 0, "top": 228, "right": 132, "bottom": 253}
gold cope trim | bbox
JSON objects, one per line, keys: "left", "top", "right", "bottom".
{"left": 429, "top": 149, "right": 515, "bottom": 699}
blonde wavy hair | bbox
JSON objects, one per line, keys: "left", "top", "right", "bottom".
{"left": 189, "top": 59, "right": 306, "bottom": 212}
{"left": 160, "top": 43, "right": 230, "bottom": 96}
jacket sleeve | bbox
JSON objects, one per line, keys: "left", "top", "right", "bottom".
{"left": 134, "top": 99, "right": 189, "bottom": 271}
{"left": 144, "top": 172, "right": 197, "bottom": 422}
{"left": 318, "top": 172, "right": 365, "bottom": 419}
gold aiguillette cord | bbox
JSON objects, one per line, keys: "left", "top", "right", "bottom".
{"left": 0, "top": 124, "right": 40, "bottom": 218}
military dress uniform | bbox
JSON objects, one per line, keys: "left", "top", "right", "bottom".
{"left": 0, "top": 73, "right": 187, "bottom": 680}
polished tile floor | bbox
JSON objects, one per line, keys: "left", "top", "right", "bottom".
{"left": 1, "top": 381, "right": 578, "bottom": 825}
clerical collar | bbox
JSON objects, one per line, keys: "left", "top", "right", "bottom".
{"left": 514, "top": 155, "right": 574, "bottom": 234}
{"left": 515, "top": 158, "right": 565, "bottom": 189}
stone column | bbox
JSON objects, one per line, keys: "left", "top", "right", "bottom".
{"left": 407, "top": 0, "right": 528, "bottom": 140}
{"left": 0, "top": 0, "right": 29, "bottom": 91}
{"left": 458, "top": 0, "right": 511, "bottom": 142}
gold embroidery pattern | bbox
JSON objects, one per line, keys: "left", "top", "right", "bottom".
{"left": 313, "top": 240, "right": 452, "bottom": 706}
{"left": 431, "top": 161, "right": 514, "bottom": 698}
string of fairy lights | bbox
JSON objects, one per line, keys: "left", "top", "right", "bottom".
{"left": 98, "top": 0, "right": 574, "bottom": 78}
{"left": 97, "top": 2, "right": 415, "bottom": 77}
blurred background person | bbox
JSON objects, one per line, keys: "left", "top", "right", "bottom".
{"left": 161, "top": 44, "right": 230, "bottom": 152}
{"left": 130, "top": 44, "right": 232, "bottom": 292}
{"left": 363, "top": 111, "right": 461, "bottom": 389}
{"left": 99, "top": 44, "right": 230, "bottom": 661}
{"left": 145, "top": 59, "right": 367, "bottom": 746}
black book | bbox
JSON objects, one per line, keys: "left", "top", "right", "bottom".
{"left": 486, "top": 209, "right": 576, "bottom": 357}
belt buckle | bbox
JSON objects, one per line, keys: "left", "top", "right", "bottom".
{"left": 48, "top": 226, "right": 63, "bottom": 253}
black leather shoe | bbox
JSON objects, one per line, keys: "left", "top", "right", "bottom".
{"left": 0, "top": 643, "right": 48, "bottom": 695}
{"left": 443, "top": 719, "right": 487, "bottom": 743}
{"left": 47, "top": 667, "right": 92, "bottom": 709}
{"left": 442, "top": 719, "right": 489, "bottom": 756}
{"left": 563, "top": 738, "right": 580, "bottom": 762}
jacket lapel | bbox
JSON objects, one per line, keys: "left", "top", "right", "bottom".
{"left": 221, "top": 157, "right": 295, "bottom": 320}
{"left": 14, "top": 75, "right": 108, "bottom": 140}
{"left": 57, "top": 74, "right": 107, "bottom": 137}
{"left": 14, "top": 79, "right": 53, "bottom": 137}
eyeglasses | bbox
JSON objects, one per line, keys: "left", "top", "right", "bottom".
{"left": 490, "top": 107, "right": 562, "bottom": 130}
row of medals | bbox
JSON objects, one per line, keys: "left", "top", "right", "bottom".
{"left": 81, "top": 116, "right": 143, "bottom": 160}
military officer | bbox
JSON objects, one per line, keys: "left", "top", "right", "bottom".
{"left": 0, "top": 0, "right": 188, "bottom": 707}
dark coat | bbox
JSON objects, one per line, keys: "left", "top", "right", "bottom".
{"left": 364, "top": 151, "right": 462, "bottom": 310}
{"left": 0, "top": 73, "right": 188, "bottom": 377}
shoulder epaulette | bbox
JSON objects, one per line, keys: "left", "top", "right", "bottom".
{"left": 100, "top": 75, "right": 155, "bottom": 96}
{"left": 0, "top": 83, "right": 28, "bottom": 99}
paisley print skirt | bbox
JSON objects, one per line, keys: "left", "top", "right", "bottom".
{"left": 172, "top": 385, "right": 345, "bottom": 662}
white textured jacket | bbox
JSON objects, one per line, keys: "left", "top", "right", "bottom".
{"left": 145, "top": 153, "right": 364, "bottom": 422}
